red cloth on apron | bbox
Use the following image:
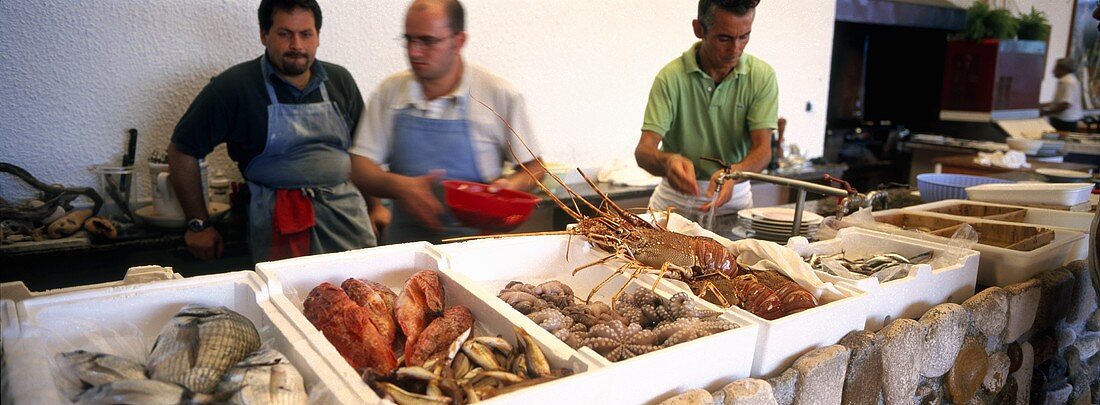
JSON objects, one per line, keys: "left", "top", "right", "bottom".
{"left": 270, "top": 189, "right": 315, "bottom": 260}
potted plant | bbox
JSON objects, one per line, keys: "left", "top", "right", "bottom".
{"left": 940, "top": 1, "right": 1048, "bottom": 120}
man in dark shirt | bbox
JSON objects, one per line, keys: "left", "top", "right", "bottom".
{"left": 168, "top": 0, "right": 377, "bottom": 261}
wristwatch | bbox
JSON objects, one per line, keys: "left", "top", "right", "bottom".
{"left": 186, "top": 218, "right": 208, "bottom": 233}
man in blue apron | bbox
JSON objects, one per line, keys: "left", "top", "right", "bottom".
{"left": 635, "top": 0, "right": 777, "bottom": 234}
{"left": 350, "top": 0, "right": 545, "bottom": 245}
{"left": 168, "top": 0, "right": 378, "bottom": 261}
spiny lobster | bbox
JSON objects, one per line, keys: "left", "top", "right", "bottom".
{"left": 461, "top": 99, "right": 741, "bottom": 307}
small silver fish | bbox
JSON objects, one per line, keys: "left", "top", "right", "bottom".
{"left": 74, "top": 379, "right": 218, "bottom": 405}
{"left": 147, "top": 305, "right": 261, "bottom": 394}
{"left": 215, "top": 348, "right": 307, "bottom": 405}
{"left": 57, "top": 350, "right": 147, "bottom": 388}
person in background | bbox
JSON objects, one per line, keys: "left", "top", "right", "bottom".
{"left": 635, "top": 0, "right": 777, "bottom": 232}
{"left": 169, "top": 0, "right": 378, "bottom": 262}
{"left": 350, "top": 0, "right": 545, "bottom": 244}
{"left": 1041, "top": 58, "right": 1084, "bottom": 132}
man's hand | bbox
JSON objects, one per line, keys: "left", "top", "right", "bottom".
{"left": 665, "top": 154, "right": 699, "bottom": 196}
{"left": 396, "top": 170, "right": 445, "bottom": 230}
{"left": 368, "top": 203, "right": 391, "bottom": 240}
{"left": 700, "top": 168, "right": 736, "bottom": 212}
{"left": 184, "top": 227, "right": 223, "bottom": 261}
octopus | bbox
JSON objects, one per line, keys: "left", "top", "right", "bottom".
{"left": 652, "top": 317, "right": 738, "bottom": 347}
{"left": 665, "top": 292, "right": 722, "bottom": 320}
{"left": 527, "top": 308, "right": 574, "bottom": 333}
{"left": 535, "top": 280, "right": 575, "bottom": 308}
{"left": 580, "top": 322, "right": 661, "bottom": 362}
{"left": 614, "top": 289, "right": 668, "bottom": 328}
{"left": 499, "top": 290, "right": 549, "bottom": 314}
{"left": 561, "top": 302, "right": 621, "bottom": 328}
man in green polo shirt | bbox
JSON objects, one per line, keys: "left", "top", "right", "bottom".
{"left": 635, "top": 0, "right": 777, "bottom": 232}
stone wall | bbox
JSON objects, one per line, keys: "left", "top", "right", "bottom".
{"left": 659, "top": 261, "right": 1100, "bottom": 405}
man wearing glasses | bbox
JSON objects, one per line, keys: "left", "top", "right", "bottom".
{"left": 169, "top": 0, "right": 377, "bottom": 261}
{"left": 351, "top": 0, "right": 545, "bottom": 244}
{"left": 635, "top": 0, "right": 777, "bottom": 233}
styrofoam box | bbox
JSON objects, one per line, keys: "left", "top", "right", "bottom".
{"left": 965, "top": 183, "right": 1094, "bottom": 206}
{"left": 436, "top": 235, "right": 761, "bottom": 403}
{"left": 3, "top": 271, "right": 361, "bottom": 404}
{"left": 866, "top": 209, "right": 1085, "bottom": 286}
{"left": 637, "top": 214, "right": 870, "bottom": 378}
{"left": 1, "top": 299, "right": 17, "bottom": 405}
{"left": 809, "top": 227, "right": 981, "bottom": 331}
{"left": 0, "top": 265, "right": 181, "bottom": 302}
{"left": 901, "top": 199, "right": 1094, "bottom": 263}
{"left": 256, "top": 242, "right": 602, "bottom": 404}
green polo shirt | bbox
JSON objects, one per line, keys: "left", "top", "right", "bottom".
{"left": 642, "top": 42, "right": 779, "bottom": 180}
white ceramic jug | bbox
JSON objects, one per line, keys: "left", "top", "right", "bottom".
{"left": 153, "top": 172, "right": 185, "bottom": 219}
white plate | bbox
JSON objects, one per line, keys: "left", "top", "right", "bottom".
{"left": 748, "top": 221, "right": 818, "bottom": 232}
{"left": 135, "top": 202, "right": 230, "bottom": 229}
{"left": 738, "top": 207, "right": 824, "bottom": 225}
{"left": 1035, "top": 168, "right": 1092, "bottom": 180}
{"left": 965, "top": 183, "right": 1094, "bottom": 206}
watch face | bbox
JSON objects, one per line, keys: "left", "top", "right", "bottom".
{"left": 188, "top": 219, "right": 205, "bottom": 232}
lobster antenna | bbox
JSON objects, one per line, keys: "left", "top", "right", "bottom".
{"left": 577, "top": 169, "right": 656, "bottom": 230}
{"left": 470, "top": 96, "right": 608, "bottom": 218}
{"left": 443, "top": 230, "right": 572, "bottom": 243}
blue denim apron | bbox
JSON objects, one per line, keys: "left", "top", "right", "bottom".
{"left": 386, "top": 104, "right": 483, "bottom": 244}
{"left": 244, "top": 70, "right": 376, "bottom": 261}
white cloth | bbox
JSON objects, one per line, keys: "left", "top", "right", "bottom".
{"left": 597, "top": 159, "right": 662, "bottom": 187}
{"left": 350, "top": 63, "right": 542, "bottom": 180}
{"left": 974, "top": 150, "right": 1030, "bottom": 169}
{"left": 649, "top": 178, "right": 752, "bottom": 217}
{"left": 1054, "top": 73, "right": 1084, "bottom": 122}
{"left": 657, "top": 211, "right": 847, "bottom": 301}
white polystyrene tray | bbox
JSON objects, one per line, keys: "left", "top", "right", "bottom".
{"left": 639, "top": 213, "right": 870, "bottom": 378}
{"left": 436, "top": 235, "right": 760, "bottom": 403}
{"left": 865, "top": 210, "right": 1085, "bottom": 286}
{"left": 1, "top": 299, "right": 16, "bottom": 405}
{"left": 256, "top": 242, "right": 601, "bottom": 404}
{"left": 3, "top": 271, "right": 359, "bottom": 405}
{"left": 965, "top": 183, "right": 1093, "bottom": 206}
{"left": 808, "top": 227, "right": 980, "bottom": 331}
{"left": 900, "top": 199, "right": 1094, "bottom": 263}
{"left": 0, "top": 265, "right": 182, "bottom": 302}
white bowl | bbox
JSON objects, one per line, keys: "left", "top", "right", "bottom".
{"left": 1006, "top": 138, "right": 1043, "bottom": 154}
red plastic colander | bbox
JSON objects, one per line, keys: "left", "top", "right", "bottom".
{"left": 442, "top": 180, "right": 541, "bottom": 233}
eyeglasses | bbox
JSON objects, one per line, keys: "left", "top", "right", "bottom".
{"left": 399, "top": 33, "right": 457, "bottom": 49}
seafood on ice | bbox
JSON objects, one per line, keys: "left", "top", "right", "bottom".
{"left": 498, "top": 280, "right": 737, "bottom": 362}
{"left": 369, "top": 327, "right": 573, "bottom": 404}
{"left": 146, "top": 305, "right": 262, "bottom": 393}
{"left": 56, "top": 305, "right": 307, "bottom": 404}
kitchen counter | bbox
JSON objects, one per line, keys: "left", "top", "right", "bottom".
{"left": 932, "top": 154, "right": 1096, "bottom": 176}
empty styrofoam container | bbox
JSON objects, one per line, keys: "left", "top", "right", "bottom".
{"left": 255, "top": 242, "right": 602, "bottom": 404}
{"left": 857, "top": 210, "right": 1085, "bottom": 286}
{"left": 0, "top": 265, "right": 181, "bottom": 302}
{"left": 1, "top": 299, "right": 17, "bottom": 405}
{"left": 807, "top": 227, "right": 981, "bottom": 331}
{"left": 3, "top": 271, "right": 361, "bottom": 404}
{"left": 965, "top": 183, "right": 1094, "bottom": 206}
{"left": 622, "top": 213, "right": 870, "bottom": 378}
{"left": 900, "top": 199, "right": 1095, "bottom": 262}
{"left": 436, "top": 235, "right": 760, "bottom": 403}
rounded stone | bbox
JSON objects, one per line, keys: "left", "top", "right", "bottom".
{"left": 717, "top": 378, "right": 777, "bottom": 405}
{"left": 1007, "top": 342, "right": 1022, "bottom": 373}
{"left": 946, "top": 338, "right": 989, "bottom": 404}
{"left": 962, "top": 287, "right": 1008, "bottom": 345}
{"left": 792, "top": 345, "right": 849, "bottom": 405}
{"left": 838, "top": 330, "right": 882, "bottom": 405}
{"left": 659, "top": 388, "right": 713, "bottom": 405}
{"left": 880, "top": 319, "right": 926, "bottom": 404}
{"left": 983, "top": 351, "right": 1010, "bottom": 394}
{"left": 919, "top": 303, "right": 968, "bottom": 378}
{"left": 1087, "top": 310, "right": 1100, "bottom": 332}
{"left": 766, "top": 367, "right": 798, "bottom": 405}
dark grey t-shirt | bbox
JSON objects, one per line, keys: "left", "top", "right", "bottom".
{"left": 171, "top": 55, "right": 364, "bottom": 174}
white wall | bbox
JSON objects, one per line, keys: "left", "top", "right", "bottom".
{"left": 0, "top": 0, "right": 836, "bottom": 202}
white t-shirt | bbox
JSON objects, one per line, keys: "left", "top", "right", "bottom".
{"left": 1054, "top": 73, "right": 1084, "bottom": 122}
{"left": 350, "top": 63, "right": 542, "bottom": 181}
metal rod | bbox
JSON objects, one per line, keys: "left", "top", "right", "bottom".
{"left": 727, "top": 171, "right": 850, "bottom": 197}
{"left": 792, "top": 188, "right": 807, "bottom": 237}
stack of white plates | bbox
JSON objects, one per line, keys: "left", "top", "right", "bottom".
{"left": 736, "top": 207, "right": 824, "bottom": 242}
